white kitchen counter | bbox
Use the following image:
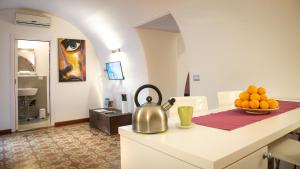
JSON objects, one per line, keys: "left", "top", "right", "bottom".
{"left": 119, "top": 105, "right": 300, "bottom": 169}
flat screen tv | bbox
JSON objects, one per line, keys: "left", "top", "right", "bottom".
{"left": 105, "top": 61, "right": 125, "bottom": 80}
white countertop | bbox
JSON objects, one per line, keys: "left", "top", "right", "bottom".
{"left": 119, "top": 105, "right": 300, "bottom": 169}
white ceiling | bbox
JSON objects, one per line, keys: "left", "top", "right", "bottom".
{"left": 137, "top": 14, "right": 180, "bottom": 33}
{"left": 0, "top": 0, "right": 176, "bottom": 51}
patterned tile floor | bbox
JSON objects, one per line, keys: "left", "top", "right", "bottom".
{"left": 0, "top": 123, "right": 120, "bottom": 169}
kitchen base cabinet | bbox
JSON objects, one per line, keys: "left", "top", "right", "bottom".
{"left": 225, "top": 147, "right": 268, "bottom": 169}
{"left": 121, "top": 135, "right": 269, "bottom": 169}
{"left": 121, "top": 136, "right": 202, "bottom": 169}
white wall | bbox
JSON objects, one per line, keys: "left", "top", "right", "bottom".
{"left": 0, "top": 0, "right": 299, "bottom": 114}
{"left": 137, "top": 29, "right": 188, "bottom": 102}
{"left": 172, "top": 0, "right": 300, "bottom": 107}
{"left": 34, "top": 41, "right": 49, "bottom": 76}
{"left": 0, "top": 9, "right": 102, "bottom": 130}
{"left": 176, "top": 34, "right": 188, "bottom": 96}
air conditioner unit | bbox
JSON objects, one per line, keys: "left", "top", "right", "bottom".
{"left": 15, "top": 12, "right": 51, "bottom": 28}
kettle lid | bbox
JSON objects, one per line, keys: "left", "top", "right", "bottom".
{"left": 141, "top": 96, "right": 159, "bottom": 107}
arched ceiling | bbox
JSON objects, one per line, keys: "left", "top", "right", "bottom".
{"left": 0, "top": 0, "right": 179, "bottom": 55}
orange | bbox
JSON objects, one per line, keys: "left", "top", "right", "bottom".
{"left": 260, "top": 94, "right": 268, "bottom": 101}
{"left": 257, "top": 87, "right": 266, "bottom": 95}
{"left": 260, "top": 101, "right": 269, "bottom": 109}
{"left": 250, "top": 93, "right": 261, "bottom": 101}
{"left": 239, "top": 92, "right": 250, "bottom": 101}
{"left": 268, "top": 99, "right": 279, "bottom": 109}
{"left": 241, "top": 100, "right": 250, "bottom": 108}
{"left": 235, "top": 99, "right": 243, "bottom": 107}
{"left": 249, "top": 100, "right": 260, "bottom": 109}
{"left": 247, "top": 85, "right": 258, "bottom": 94}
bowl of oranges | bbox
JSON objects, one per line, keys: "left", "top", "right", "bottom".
{"left": 235, "top": 85, "right": 279, "bottom": 114}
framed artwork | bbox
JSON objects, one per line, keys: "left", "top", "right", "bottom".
{"left": 58, "top": 38, "right": 86, "bottom": 82}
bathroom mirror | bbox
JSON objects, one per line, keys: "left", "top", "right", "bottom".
{"left": 18, "top": 48, "right": 36, "bottom": 73}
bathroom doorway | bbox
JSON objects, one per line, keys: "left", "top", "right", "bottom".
{"left": 15, "top": 39, "right": 50, "bottom": 131}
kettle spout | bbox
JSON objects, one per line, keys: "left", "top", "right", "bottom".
{"left": 161, "top": 98, "right": 176, "bottom": 112}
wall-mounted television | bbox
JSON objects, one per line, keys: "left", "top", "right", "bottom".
{"left": 105, "top": 61, "right": 125, "bottom": 80}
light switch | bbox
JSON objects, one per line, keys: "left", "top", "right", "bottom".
{"left": 193, "top": 74, "right": 200, "bottom": 81}
{"left": 38, "top": 76, "right": 43, "bottom": 80}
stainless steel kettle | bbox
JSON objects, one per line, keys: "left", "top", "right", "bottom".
{"left": 132, "top": 84, "right": 176, "bottom": 134}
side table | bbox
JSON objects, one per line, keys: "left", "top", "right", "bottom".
{"left": 89, "top": 108, "right": 132, "bottom": 135}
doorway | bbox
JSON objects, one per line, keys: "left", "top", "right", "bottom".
{"left": 136, "top": 14, "right": 189, "bottom": 100}
{"left": 15, "top": 39, "right": 51, "bottom": 131}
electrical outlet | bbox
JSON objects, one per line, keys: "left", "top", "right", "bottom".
{"left": 193, "top": 74, "right": 200, "bottom": 81}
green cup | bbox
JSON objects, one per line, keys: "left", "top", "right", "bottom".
{"left": 178, "top": 106, "right": 194, "bottom": 126}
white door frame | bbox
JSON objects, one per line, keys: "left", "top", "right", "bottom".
{"left": 10, "top": 34, "right": 53, "bottom": 131}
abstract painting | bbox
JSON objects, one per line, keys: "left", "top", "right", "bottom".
{"left": 58, "top": 38, "right": 86, "bottom": 82}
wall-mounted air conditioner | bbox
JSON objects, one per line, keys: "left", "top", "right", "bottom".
{"left": 15, "top": 12, "right": 51, "bottom": 28}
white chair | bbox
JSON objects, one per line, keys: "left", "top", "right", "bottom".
{"left": 168, "top": 96, "right": 208, "bottom": 117}
{"left": 269, "top": 137, "right": 300, "bottom": 169}
{"left": 272, "top": 128, "right": 300, "bottom": 169}
{"left": 217, "top": 90, "right": 242, "bottom": 107}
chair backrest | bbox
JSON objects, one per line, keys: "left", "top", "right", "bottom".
{"left": 217, "top": 90, "right": 242, "bottom": 107}
{"left": 168, "top": 96, "right": 208, "bottom": 116}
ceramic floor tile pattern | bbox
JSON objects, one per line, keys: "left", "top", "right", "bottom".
{"left": 0, "top": 123, "right": 120, "bottom": 169}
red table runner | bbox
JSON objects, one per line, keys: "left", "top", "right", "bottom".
{"left": 192, "top": 101, "right": 300, "bottom": 131}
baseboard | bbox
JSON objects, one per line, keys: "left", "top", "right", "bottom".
{"left": 0, "top": 129, "right": 12, "bottom": 135}
{"left": 17, "top": 126, "right": 51, "bottom": 132}
{"left": 54, "top": 118, "right": 89, "bottom": 127}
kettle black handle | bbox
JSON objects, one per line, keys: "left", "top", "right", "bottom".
{"left": 134, "top": 84, "right": 162, "bottom": 107}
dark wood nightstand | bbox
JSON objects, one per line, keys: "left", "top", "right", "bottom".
{"left": 89, "top": 108, "right": 132, "bottom": 135}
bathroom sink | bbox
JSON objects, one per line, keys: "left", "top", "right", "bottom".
{"left": 18, "top": 88, "right": 38, "bottom": 96}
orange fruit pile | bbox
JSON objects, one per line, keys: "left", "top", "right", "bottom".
{"left": 235, "top": 85, "right": 279, "bottom": 109}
